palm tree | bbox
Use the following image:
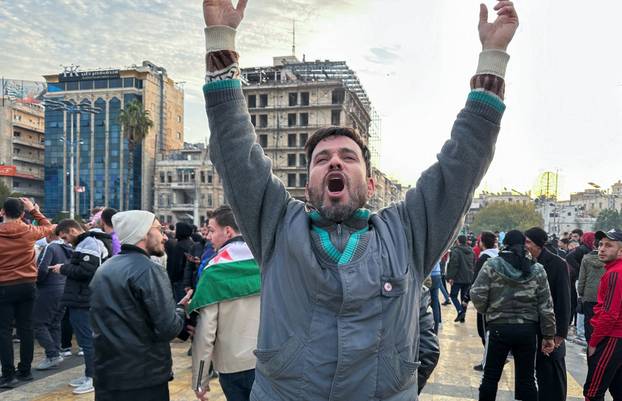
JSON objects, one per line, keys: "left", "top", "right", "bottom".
{"left": 118, "top": 100, "right": 153, "bottom": 210}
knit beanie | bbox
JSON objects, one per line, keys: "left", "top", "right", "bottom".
{"left": 112, "top": 210, "right": 155, "bottom": 245}
{"left": 524, "top": 227, "right": 548, "bottom": 248}
{"left": 503, "top": 229, "right": 526, "bottom": 247}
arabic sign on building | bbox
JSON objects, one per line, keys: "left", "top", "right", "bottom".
{"left": 1, "top": 79, "right": 47, "bottom": 105}
{"left": 58, "top": 65, "right": 120, "bottom": 82}
{"left": 0, "top": 165, "right": 17, "bottom": 177}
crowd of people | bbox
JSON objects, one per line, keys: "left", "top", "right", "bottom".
{"left": 1, "top": 1, "right": 622, "bottom": 401}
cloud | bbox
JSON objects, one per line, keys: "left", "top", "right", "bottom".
{"left": 365, "top": 47, "right": 401, "bottom": 65}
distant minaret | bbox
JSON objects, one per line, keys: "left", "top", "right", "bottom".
{"left": 292, "top": 19, "right": 296, "bottom": 57}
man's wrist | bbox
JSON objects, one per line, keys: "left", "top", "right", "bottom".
{"left": 476, "top": 49, "right": 510, "bottom": 79}
{"left": 205, "top": 26, "right": 236, "bottom": 53}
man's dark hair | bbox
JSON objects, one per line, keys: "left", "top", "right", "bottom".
{"left": 560, "top": 238, "right": 570, "bottom": 245}
{"left": 457, "top": 235, "right": 468, "bottom": 245}
{"left": 168, "top": 224, "right": 175, "bottom": 231}
{"left": 55, "top": 219, "right": 84, "bottom": 236}
{"left": 100, "top": 207, "right": 118, "bottom": 228}
{"left": 571, "top": 228, "right": 584, "bottom": 237}
{"left": 480, "top": 231, "right": 496, "bottom": 249}
{"left": 210, "top": 205, "right": 239, "bottom": 233}
{"left": 2, "top": 197, "right": 24, "bottom": 219}
{"left": 304, "top": 127, "right": 372, "bottom": 177}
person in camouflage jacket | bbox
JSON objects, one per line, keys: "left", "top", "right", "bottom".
{"left": 470, "top": 230, "right": 555, "bottom": 401}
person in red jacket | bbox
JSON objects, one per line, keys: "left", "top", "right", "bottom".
{"left": 584, "top": 228, "right": 622, "bottom": 401}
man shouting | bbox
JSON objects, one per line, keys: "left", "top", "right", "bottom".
{"left": 200, "top": 0, "right": 518, "bottom": 400}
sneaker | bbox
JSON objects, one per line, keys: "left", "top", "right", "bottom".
{"left": 473, "top": 363, "right": 484, "bottom": 371}
{"left": 454, "top": 311, "right": 466, "bottom": 322}
{"left": 0, "top": 375, "right": 19, "bottom": 388}
{"left": 15, "top": 371, "right": 33, "bottom": 381}
{"left": 442, "top": 300, "right": 452, "bottom": 306}
{"left": 72, "top": 377, "right": 94, "bottom": 395}
{"left": 60, "top": 347, "right": 72, "bottom": 357}
{"left": 69, "top": 376, "right": 88, "bottom": 387}
{"left": 36, "top": 356, "right": 64, "bottom": 370}
{"left": 78, "top": 347, "right": 84, "bottom": 356}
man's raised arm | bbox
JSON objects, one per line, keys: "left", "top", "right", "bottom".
{"left": 394, "top": 1, "right": 519, "bottom": 276}
{"left": 202, "top": 0, "right": 289, "bottom": 264}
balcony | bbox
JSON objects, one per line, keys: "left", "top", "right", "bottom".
{"left": 13, "top": 138, "right": 45, "bottom": 150}
{"left": 170, "top": 182, "right": 196, "bottom": 189}
{"left": 169, "top": 203, "right": 195, "bottom": 212}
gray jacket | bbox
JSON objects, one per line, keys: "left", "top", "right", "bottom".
{"left": 577, "top": 251, "right": 605, "bottom": 303}
{"left": 204, "top": 83, "right": 503, "bottom": 400}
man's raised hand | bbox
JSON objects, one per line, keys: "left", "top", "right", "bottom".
{"left": 203, "top": 0, "right": 247, "bottom": 28}
{"left": 478, "top": 1, "right": 519, "bottom": 51}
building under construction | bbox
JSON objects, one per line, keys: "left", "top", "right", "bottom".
{"left": 241, "top": 56, "right": 392, "bottom": 204}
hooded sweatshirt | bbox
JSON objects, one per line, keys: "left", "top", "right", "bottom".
{"left": 446, "top": 244, "right": 475, "bottom": 283}
{"left": 470, "top": 255, "right": 556, "bottom": 338}
{"left": 0, "top": 209, "right": 54, "bottom": 284}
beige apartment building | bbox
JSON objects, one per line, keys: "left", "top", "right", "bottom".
{"left": 0, "top": 97, "right": 45, "bottom": 205}
{"left": 154, "top": 144, "right": 226, "bottom": 225}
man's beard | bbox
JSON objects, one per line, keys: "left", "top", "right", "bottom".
{"left": 146, "top": 238, "right": 165, "bottom": 257}
{"left": 307, "top": 179, "right": 367, "bottom": 222}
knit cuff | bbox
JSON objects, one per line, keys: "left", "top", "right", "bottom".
{"left": 476, "top": 49, "right": 510, "bottom": 79}
{"left": 205, "top": 26, "right": 237, "bottom": 53}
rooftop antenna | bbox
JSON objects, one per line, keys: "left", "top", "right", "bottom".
{"left": 292, "top": 19, "right": 296, "bottom": 57}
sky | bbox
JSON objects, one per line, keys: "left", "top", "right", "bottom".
{"left": 1, "top": 0, "right": 621, "bottom": 200}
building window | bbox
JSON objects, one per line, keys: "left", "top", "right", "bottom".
{"left": 208, "top": 193, "right": 213, "bottom": 207}
{"left": 300, "top": 92, "right": 309, "bottom": 106}
{"left": 80, "top": 80, "right": 94, "bottom": 90}
{"left": 299, "top": 154, "right": 306, "bottom": 167}
{"left": 248, "top": 94, "right": 256, "bottom": 108}
{"left": 160, "top": 172, "right": 165, "bottom": 183}
{"left": 66, "top": 81, "right": 79, "bottom": 91}
{"left": 259, "top": 114, "right": 268, "bottom": 128}
{"left": 300, "top": 113, "right": 309, "bottom": 126}
{"left": 288, "top": 133, "right": 297, "bottom": 147}
{"left": 167, "top": 172, "right": 172, "bottom": 183}
{"left": 123, "top": 78, "right": 134, "bottom": 88}
{"left": 331, "top": 110, "right": 341, "bottom": 126}
{"left": 332, "top": 88, "right": 345, "bottom": 104}
{"left": 109, "top": 78, "right": 122, "bottom": 88}
{"left": 259, "top": 134, "right": 268, "bottom": 148}
{"left": 250, "top": 114, "right": 256, "bottom": 127}
{"left": 299, "top": 133, "right": 308, "bottom": 147}
{"left": 177, "top": 115, "right": 182, "bottom": 123}
{"left": 177, "top": 132, "right": 182, "bottom": 140}
{"left": 200, "top": 171, "right": 206, "bottom": 183}
{"left": 259, "top": 94, "right": 268, "bottom": 107}
{"left": 94, "top": 80, "right": 107, "bottom": 89}
{"left": 299, "top": 173, "right": 307, "bottom": 187}
{"left": 13, "top": 131, "right": 20, "bottom": 137}
{"left": 287, "top": 174, "right": 296, "bottom": 187}
{"left": 208, "top": 173, "right": 213, "bottom": 184}
{"left": 287, "top": 154, "right": 296, "bottom": 167}
{"left": 288, "top": 113, "right": 296, "bottom": 127}
{"left": 289, "top": 92, "right": 298, "bottom": 106}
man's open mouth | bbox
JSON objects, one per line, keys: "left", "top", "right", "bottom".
{"left": 326, "top": 172, "right": 346, "bottom": 194}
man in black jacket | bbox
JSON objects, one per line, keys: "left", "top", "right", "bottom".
{"left": 446, "top": 235, "right": 475, "bottom": 323}
{"left": 164, "top": 221, "right": 195, "bottom": 302}
{"left": 51, "top": 220, "right": 112, "bottom": 395}
{"left": 90, "top": 210, "right": 186, "bottom": 401}
{"left": 525, "top": 227, "right": 571, "bottom": 401}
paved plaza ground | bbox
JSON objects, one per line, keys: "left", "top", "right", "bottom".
{"left": 0, "top": 305, "right": 607, "bottom": 401}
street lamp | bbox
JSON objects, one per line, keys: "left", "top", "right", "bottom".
{"left": 43, "top": 98, "right": 102, "bottom": 219}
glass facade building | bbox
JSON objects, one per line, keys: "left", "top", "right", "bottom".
{"left": 43, "top": 62, "right": 185, "bottom": 219}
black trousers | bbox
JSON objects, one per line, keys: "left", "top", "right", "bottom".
{"left": 584, "top": 337, "right": 622, "bottom": 401}
{"left": 536, "top": 341, "right": 567, "bottom": 401}
{"left": 479, "top": 323, "right": 538, "bottom": 401}
{"left": 95, "top": 382, "right": 169, "bottom": 401}
{"left": 0, "top": 283, "right": 36, "bottom": 377}
{"left": 584, "top": 301, "right": 598, "bottom": 344}
{"left": 477, "top": 313, "right": 487, "bottom": 347}
{"left": 60, "top": 307, "right": 73, "bottom": 349}
{"left": 33, "top": 286, "right": 64, "bottom": 358}
{"left": 219, "top": 369, "right": 255, "bottom": 401}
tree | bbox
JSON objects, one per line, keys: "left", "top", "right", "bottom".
{"left": 472, "top": 202, "right": 544, "bottom": 234}
{"left": 0, "top": 180, "right": 23, "bottom": 208}
{"left": 118, "top": 100, "right": 153, "bottom": 210}
{"left": 595, "top": 209, "right": 622, "bottom": 231}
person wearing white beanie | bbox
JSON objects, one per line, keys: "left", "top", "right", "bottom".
{"left": 90, "top": 211, "right": 190, "bottom": 400}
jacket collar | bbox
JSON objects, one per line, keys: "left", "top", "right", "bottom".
{"left": 120, "top": 244, "right": 150, "bottom": 258}
{"left": 605, "top": 258, "right": 622, "bottom": 270}
{"left": 220, "top": 235, "right": 244, "bottom": 250}
{"left": 307, "top": 207, "right": 371, "bottom": 232}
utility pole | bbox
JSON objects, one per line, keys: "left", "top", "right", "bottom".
{"left": 69, "top": 112, "right": 75, "bottom": 219}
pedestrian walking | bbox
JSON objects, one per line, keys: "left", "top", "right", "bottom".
{"left": 470, "top": 230, "right": 556, "bottom": 401}
{"left": 52, "top": 219, "right": 112, "bottom": 395}
{"left": 200, "top": 0, "right": 519, "bottom": 399}
{"left": 524, "top": 227, "right": 571, "bottom": 401}
{"left": 577, "top": 246, "right": 605, "bottom": 344}
{"left": 90, "top": 211, "right": 186, "bottom": 401}
{"left": 446, "top": 235, "right": 475, "bottom": 323}
{"left": 583, "top": 229, "right": 622, "bottom": 401}
{"left": 430, "top": 262, "right": 450, "bottom": 333}
{"left": 471, "top": 231, "right": 498, "bottom": 371}
{"left": 33, "top": 232, "right": 72, "bottom": 370}
{"left": 0, "top": 197, "right": 54, "bottom": 388}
